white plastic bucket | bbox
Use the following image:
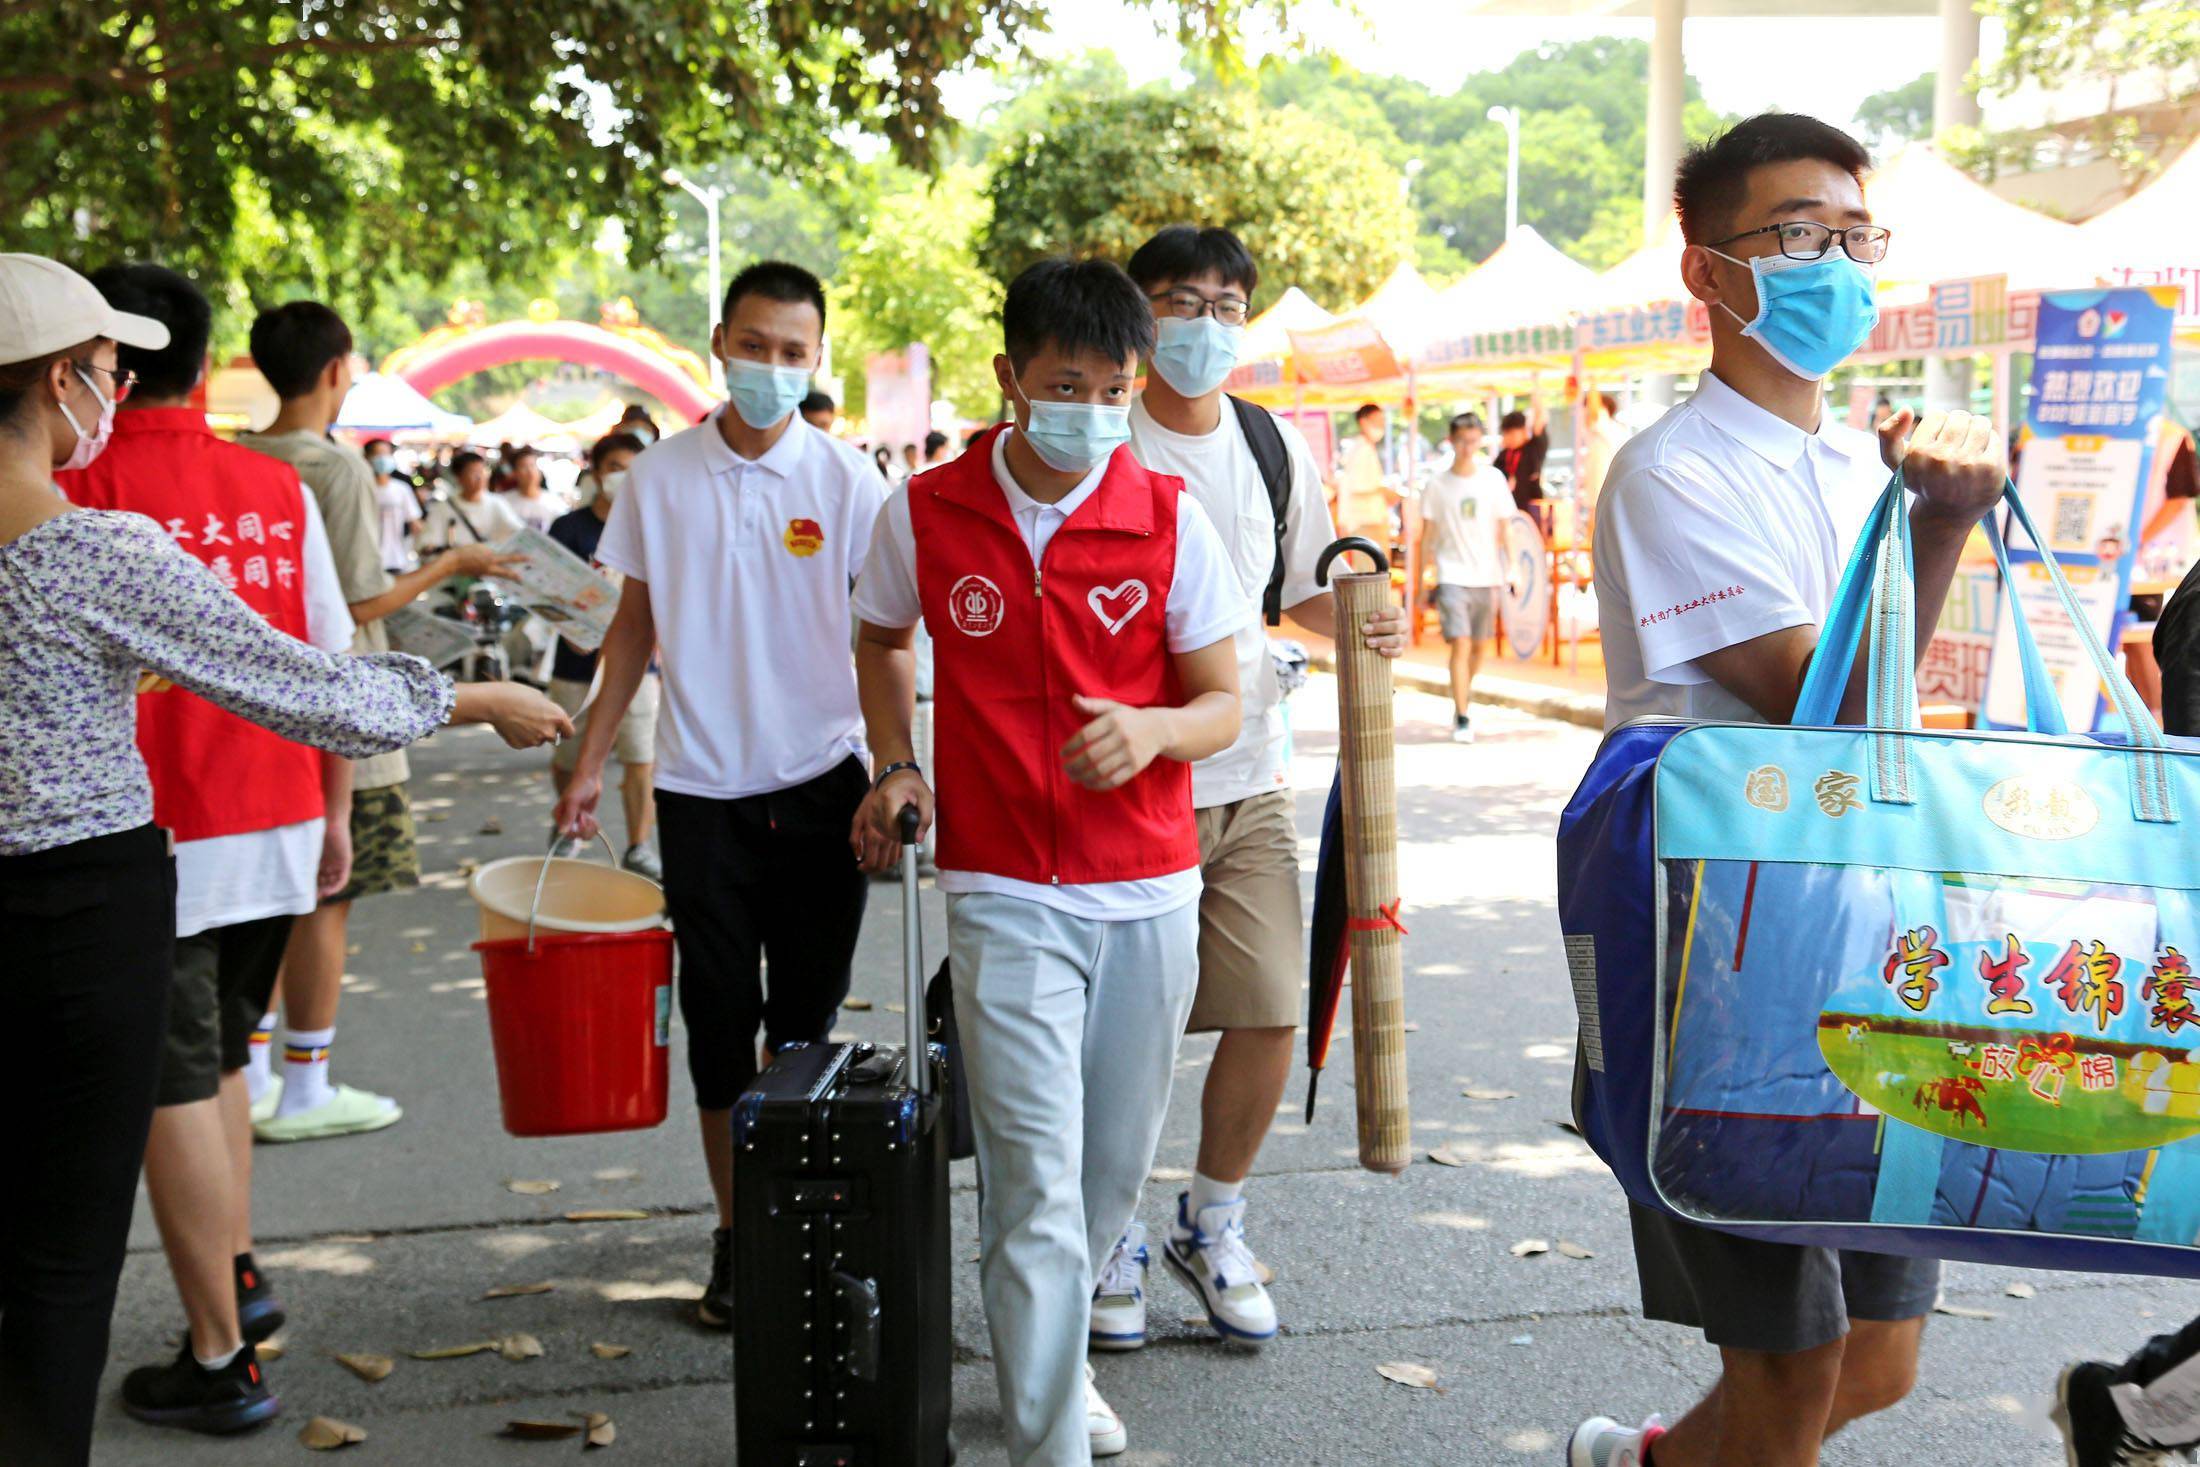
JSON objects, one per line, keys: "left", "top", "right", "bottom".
{"left": 469, "top": 836, "right": 666, "bottom": 943}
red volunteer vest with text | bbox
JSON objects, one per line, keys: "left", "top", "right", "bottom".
{"left": 60, "top": 409, "right": 324, "bottom": 841}
{"left": 911, "top": 426, "right": 1199, "bottom": 886}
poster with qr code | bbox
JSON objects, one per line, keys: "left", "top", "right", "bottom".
{"left": 1984, "top": 285, "right": 2179, "bottom": 732}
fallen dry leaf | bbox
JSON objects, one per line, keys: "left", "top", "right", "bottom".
{"left": 1427, "top": 1147, "right": 1464, "bottom": 1167}
{"left": 1510, "top": 1238, "right": 1550, "bottom": 1258}
{"left": 1376, "top": 1361, "right": 1440, "bottom": 1390}
{"left": 1402, "top": 1021, "right": 1420, "bottom": 1033}
{"left": 409, "top": 1340, "right": 498, "bottom": 1360}
{"left": 565, "top": 1209, "right": 648, "bottom": 1222}
{"left": 885, "top": 1003, "right": 906, "bottom": 1013}
{"left": 1935, "top": 1302, "right": 2000, "bottom": 1321}
{"left": 1460, "top": 1088, "right": 1517, "bottom": 1101}
{"left": 506, "top": 1179, "right": 561, "bottom": 1196}
{"left": 409, "top": 940, "right": 428, "bottom": 954}
{"left": 257, "top": 1338, "right": 285, "bottom": 1362}
{"left": 499, "top": 1332, "right": 546, "bottom": 1362}
{"left": 1556, "top": 1240, "right": 1595, "bottom": 1260}
{"left": 345, "top": 944, "right": 362, "bottom": 957}
{"left": 843, "top": 998, "right": 874, "bottom": 1012}
{"left": 2005, "top": 1282, "right": 2037, "bottom": 1299}
{"left": 593, "top": 1166, "right": 641, "bottom": 1182}
{"left": 333, "top": 1353, "right": 393, "bottom": 1383}
{"left": 479, "top": 817, "right": 503, "bottom": 835}
{"left": 582, "top": 1411, "right": 615, "bottom": 1448}
{"left": 482, "top": 1282, "right": 556, "bottom": 1300}
{"left": 589, "top": 1343, "right": 633, "bottom": 1360}
{"left": 1149, "top": 1167, "right": 1192, "bottom": 1182}
{"left": 503, "top": 1420, "right": 582, "bottom": 1441}
{"left": 299, "top": 1417, "right": 367, "bottom": 1449}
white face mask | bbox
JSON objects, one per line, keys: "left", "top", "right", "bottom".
{"left": 597, "top": 469, "right": 628, "bottom": 502}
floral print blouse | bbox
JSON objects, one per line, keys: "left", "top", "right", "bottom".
{"left": 0, "top": 508, "right": 455, "bottom": 857}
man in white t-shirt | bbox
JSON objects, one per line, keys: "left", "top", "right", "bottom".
{"left": 850, "top": 257, "right": 1245, "bottom": 1463}
{"left": 1418, "top": 411, "right": 1515, "bottom": 743}
{"left": 1106, "top": 225, "right": 1406, "bottom": 1353}
{"left": 1569, "top": 113, "right": 2009, "bottom": 1467}
{"left": 421, "top": 450, "right": 526, "bottom": 548}
{"left": 552, "top": 261, "right": 886, "bottom": 1335}
{"left": 365, "top": 437, "right": 421, "bottom": 573}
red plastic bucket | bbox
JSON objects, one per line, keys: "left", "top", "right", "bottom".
{"left": 475, "top": 929, "right": 675, "bottom": 1137}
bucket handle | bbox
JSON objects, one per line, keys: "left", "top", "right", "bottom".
{"left": 527, "top": 832, "right": 624, "bottom": 954}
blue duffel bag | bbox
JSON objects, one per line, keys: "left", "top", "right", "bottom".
{"left": 1558, "top": 471, "right": 2200, "bottom": 1277}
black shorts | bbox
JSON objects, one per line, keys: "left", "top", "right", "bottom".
{"left": 155, "top": 913, "right": 295, "bottom": 1108}
{"left": 1629, "top": 1202, "right": 1942, "bottom": 1354}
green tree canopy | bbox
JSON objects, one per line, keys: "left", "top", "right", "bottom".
{"left": 833, "top": 166, "right": 1006, "bottom": 421}
{"left": 982, "top": 89, "right": 1412, "bottom": 312}
{"left": 1853, "top": 72, "right": 1937, "bottom": 152}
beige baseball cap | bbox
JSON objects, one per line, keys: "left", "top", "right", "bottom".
{"left": 0, "top": 254, "right": 169, "bottom": 367}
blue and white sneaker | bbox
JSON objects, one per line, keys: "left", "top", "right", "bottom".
{"left": 1162, "top": 1193, "right": 1278, "bottom": 1344}
{"left": 1568, "top": 1414, "right": 1666, "bottom": 1467}
{"left": 1089, "top": 1222, "right": 1149, "bottom": 1351}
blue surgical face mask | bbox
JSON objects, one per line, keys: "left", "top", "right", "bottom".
{"left": 369, "top": 453, "right": 395, "bottom": 476}
{"left": 1708, "top": 246, "right": 1878, "bottom": 381}
{"left": 1149, "top": 316, "right": 1244, "bottom": 399}
{"left": 1010, "top": 377, "right": 1131, "bottom": 475}
{"left": 723, "top": 356, "right": 812, "bottom": 430}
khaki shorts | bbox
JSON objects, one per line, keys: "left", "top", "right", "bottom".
{"left": 1185, "top": 790, "right": 1304, "bottom": 1032}
{"left": 330, "top": 782, "right": 418, "bottom": 904}
{"left": 549, "top": 672, "right": 660, "bottom": 773}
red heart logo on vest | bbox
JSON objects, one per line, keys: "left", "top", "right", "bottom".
{"left": 1086, "top": 579, "right": 1149, "bottom": 636}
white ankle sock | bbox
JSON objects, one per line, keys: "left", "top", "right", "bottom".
{"left": 243, "top": 1011, "right": 277, "bottom": 1102}
{"left": 275, "top": 1026, "right": 336, "bottom": 1116}
{"left": 1188, "top": 1170, "right": 1242, "bottom": 1218}
{"left": 194, "top": 1344, "right": 242, "bottom": 1372}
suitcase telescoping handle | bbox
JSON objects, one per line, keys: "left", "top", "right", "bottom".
{"left": 898, "top": 804, "right": 930, "bottom": 1098}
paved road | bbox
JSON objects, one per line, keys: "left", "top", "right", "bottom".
{"left": 95, "top": 678, "right": 2200, "bottom": 1465}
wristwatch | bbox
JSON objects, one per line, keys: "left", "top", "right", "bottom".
{"left": 873, "top": 760, "right": 922, "bottom": 790}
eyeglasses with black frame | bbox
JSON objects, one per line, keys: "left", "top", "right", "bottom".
{"left": 76, "top": 361, "right": 138, "bottom": 403}
{"left": 1710, "top": 220, "right": 1892, "bottom": 265}
{"left": 1148, "top": 288, "right": 1251, "bottom": 328}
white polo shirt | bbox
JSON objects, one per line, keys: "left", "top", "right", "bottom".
{"left": 596, "top": 409, "right": 886, "bottom": 799}
{"left": 852, "top": 428, "right": 1246, "bottom": 920}
{"left": 1593, "top": 371, "right": 1887, "bottom": 731}
{"left": 1127, "top": 397, "right": 1335, "bottom": 809}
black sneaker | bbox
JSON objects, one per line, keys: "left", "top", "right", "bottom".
{"left": 2053, "top": 1361, "right": 2195, "bottom": 1467}
{"left": 235, "top": 1252, "right": 285, "bottom": 1344}
{"left": 121, "top": 1342, "right": 279, "bottom": 1434}
{"left": 697, "top": 1226, "right": 734, "bottom": 1329}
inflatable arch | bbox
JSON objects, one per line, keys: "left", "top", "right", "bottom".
{"left": 383, "top": 298, "right": 719, "bottom": 424}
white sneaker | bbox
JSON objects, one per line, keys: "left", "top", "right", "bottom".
{"left": 1567, "top": 1415, "right": 1665, "bottom": 1467}
{"left": 1162, "top": 1193, "right": 1278, "bottom": 1344}
{"left": 1085, "top": 1362, "right": 1127, "bottom": 1457}
{"left": 248, "top": 1075, "right": 283, "bottom": 1126}
{"left": 1451, "top": 715, "right": 1475, "bottom": 744}
{"left": 1089, "top": 1222, "right": 1149, "bottom": 1352}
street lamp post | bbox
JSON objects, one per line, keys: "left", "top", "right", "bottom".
{"left": 1486, "top": 105, "right": 1521, "bottom": 242}
{"left": 665, "top": 168, "right": 726, "bottom": 391}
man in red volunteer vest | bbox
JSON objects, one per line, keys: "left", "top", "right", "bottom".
{"left": 850, "top": 258, "right": 1245, "bottom": 1465}
{"left": 58, "top": 265, "right": 358, "bottom": 1432}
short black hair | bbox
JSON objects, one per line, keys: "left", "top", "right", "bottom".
{"left": 362, "top": 437, "right": 393, "bottom": 455}
{"left": 1673, "top": 112, "right": 1873, "bottom": 246}
{"left": 249, "top": 301, "right": 353, "bottom": 400}
{"left": 800, "top": 390, "right": 834, "bottom": 415}
{"left": 723, "top": 260, "right": 827, "bottom": 329}
{"left": 1500, "top": 410, "right": 1528, "bottom": 432}
{"left": 89, "top": 264, "right": 211, "bottom": 401}
{"left": 589, "top": 431, "right": 644, "bottom": 468}
{"left": 1001, "top": 257, "right": 1155, "bottom": 372}
{"left": 1125, "top": 225, "right": 1259, "bottom": 299}
{"left": 508, "top": 444, "right": 538, "bottom": 462}
{"left": 923, "top": 429, "right": 948, "bottom": 455}
{"left": 1448, "top": 412, "right": 1484, "bottom": 435}
{"left": 1355, "top": 403, "right": 1383, "bottom": 423}
{"left": 451, "top": 450, "right": 487, "bottom": 476}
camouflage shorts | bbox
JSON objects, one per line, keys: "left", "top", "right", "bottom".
{"left": 330, "top": 782, "right": 420, "bottom": 905}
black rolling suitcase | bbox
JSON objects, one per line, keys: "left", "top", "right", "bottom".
{"left": 731, "top": 807, "right": 955, "bottom": 1466}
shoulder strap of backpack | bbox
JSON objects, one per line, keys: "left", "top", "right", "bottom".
{"left": 1229, "top": 395, "right": 1294, "bottom": 627}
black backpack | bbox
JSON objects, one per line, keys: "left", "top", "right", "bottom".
{"left": 1227, "top": 394, "right": 1295, "bottom": 627}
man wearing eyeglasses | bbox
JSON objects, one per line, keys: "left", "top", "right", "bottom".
{"left": 1087, "top": 225, "right": 1405, "bottom": 1358}
{"left": 1570, "top": 114, "right": 2008, "bottom": 1467}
